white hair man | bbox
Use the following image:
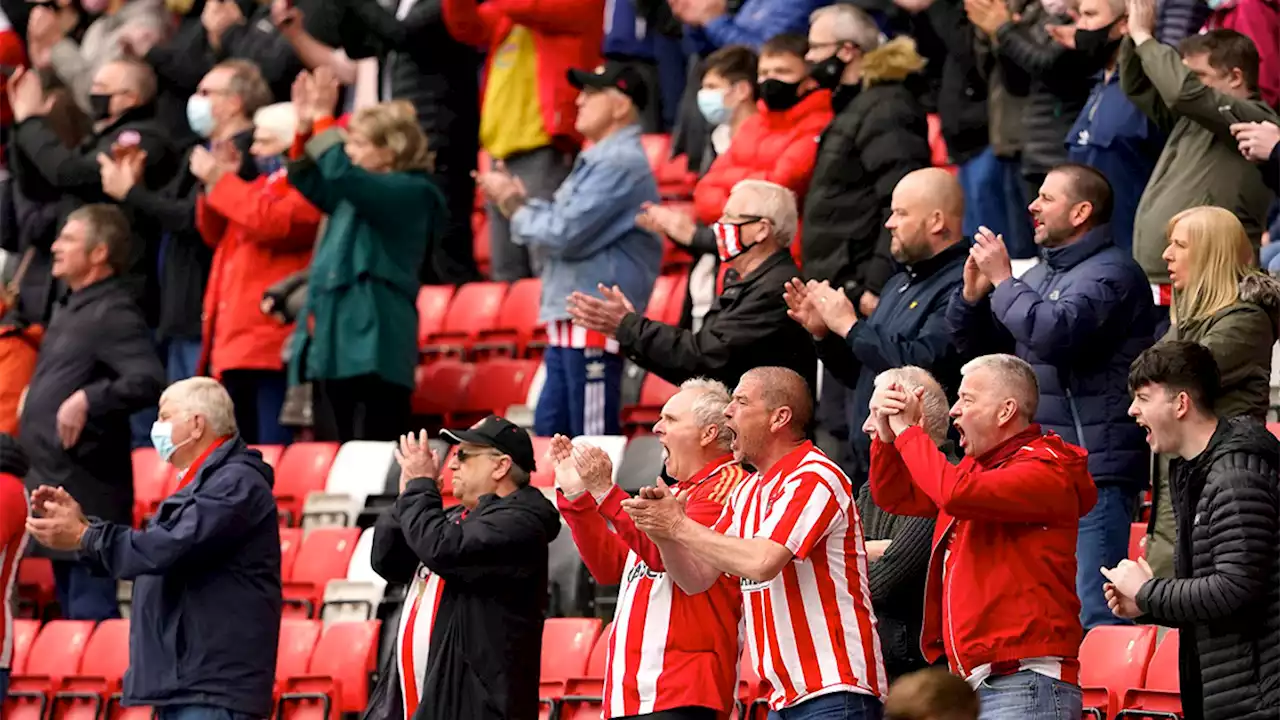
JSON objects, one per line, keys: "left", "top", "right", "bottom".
{"left": 867, "top": 354, "right": 1097, "bottom": 719}
{"left": 569, "top": 179, "right": 817, "bottom": 393}
{"left": 554, "top": 378, "right": 749, "bottom": 719}
{"left": 25, "top": 377, "right": 283, "bottom": 719}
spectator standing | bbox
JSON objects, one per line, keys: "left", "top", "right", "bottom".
{"left": 39, "top": 0, "right": 167, "bottom": 112}
{"left": 25, "top": 377, "right": 282, "bottom": 720}
{"left": 694, "top": 45, "right": 759, "bottom": 167}
{"left": 478, "top": 62, "right": 661, "bottom": 438}
{"left": 1203, "top": 0, "right": 1280, "bottom": 109}
{"left": 603, "top": 0, "right": 688, "bottom": 132}
{"left": 443, "top": 0, "right": 604, "bottom": 282}
{"left": 569, "top": 179, "right": 817, "bottom": 393}
{"left": 365, "top": 417, "right": 561, "bottom": 720}
{"left": 802, "top": 5, "right": 931, "bottom": 317}
{"left": 1144, "top": 206, "right": 1280, "bottom": 576}
{"left": 1109, "top": 341, "right": 1279, "bottom": 720}
{"left": 946, "top": 165, "right": 1154, "bottom": 629}
{"left": 870, "top": 354, "right": 1093, "bottom": 718}
{"left": 0, "top": 433, "right": 27, "bottom": 708}
{"left": 287, "top": 70, "right": 439, "bottom": 443}
{"left": 1231, "top": 120, "right": 1280, "bottom": 193}
{"left": 19, "top": 205, "right": 164, "bottom": 620}
{"left": 556, "top": 379, "right": 748, "bottom": 720}
{"left": 1062, "top": 0, "right": 1164, "bottom": 253}
{"left": 194, "top": 101, "right": 321, "bottom": 445}
{"left": 674, "top": 0, "right": 829, "bottom": 52}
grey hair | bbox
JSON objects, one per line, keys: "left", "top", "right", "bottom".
{"left": 729, "top": 179, "right": 798, "bottom": 247}
{"left": 679, "top": 377, "right": 733, "bottom": 451}
{"left": 1104, "top": 0, "right": 1126, "bottom": 18}
{"left": 159, "top": 377, "right": 238, "bottom": 436}
{"left": 960, "top": 354, "right": 1040, "bottom": 421}
{"left": 873, "top": 366, "right": 949, "bottom": 445}
{"left": 809, "top": 3, "right": 886, "bottom": 52}
{"left": 507, "top": 464, "right": 531, "bottom": 488}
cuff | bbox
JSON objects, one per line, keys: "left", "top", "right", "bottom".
{"left": 556, "top": 488, "right": 597, "bottom": 513}
{"left": 596, "top": 485, "right": 629, "bottom": 520}
{"left": 304, "top": 127, "right": 345, "bottom": 161}
{"left": 615, "top": 312, "right": 643, "bottom": 349}
{"left": 892, "top": 425, "right": 929, "bottom": 451}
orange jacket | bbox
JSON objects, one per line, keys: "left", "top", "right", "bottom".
{"left": 693, "top": 90, "right": 833, "bottom": 225}
{"left": 442, "top": 0, "right": 604, "bottom": 149}
{"left": 195, "top": 170, "right": 321, "bottom": 378}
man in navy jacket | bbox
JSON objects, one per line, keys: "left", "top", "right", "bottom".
{"left": 946, "top": 163, "right": 1155, "bottom": 631}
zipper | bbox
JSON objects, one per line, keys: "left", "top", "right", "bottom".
{"left": 1064, "top": 386, "right": 1087, "bottom": 451}
{"left": 944, "top": 525, "right": 966, "bottom": 678}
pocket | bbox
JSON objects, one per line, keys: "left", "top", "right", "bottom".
{"left": 977, "top": 672, "right": 1039, "bottom": 715}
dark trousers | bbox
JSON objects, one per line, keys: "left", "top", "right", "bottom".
{"left": 221, "top": 369, "right": 291, "bottom": 445}
{"left": 52, "top": 560, "right": 119, "bottom": 621}
{"left": 312, "top": 374, "right": 411, "bottom": 443}
{"left": 620, "top": 708, "right": 718, "bottom": 720}
{"left": 768, "top": 692, "right": 883, "bottom": 720}
{"left": 534, "top": 347, "right": 623, "bottom": 437}
{"left": 1, "top": 667, "right": 9, "bottom": 706}
{"left": 155, "top": 705, "right": 260, "bottom": 720}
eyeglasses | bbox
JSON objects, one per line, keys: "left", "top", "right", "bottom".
{"left": 455, "top": 448, "right": 504, "bottom": 464}
{"left": 718, "top": 214, "right": 767, "bottom": 227}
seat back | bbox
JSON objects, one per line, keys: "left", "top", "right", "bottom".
{"left": 541, "top": 618, "right": 603, "bottom": 681}
{"left": 275, "top": 443, "right": 339, "bottom": 502}
{"left": 320, "top": 580, "right": 387, "bottom": 624}
{"left": 417, "top": 285, "right": 455, "bottom": 347}
{"left": 1129, "top": 522, "right": 1147, "bottom": 560}
{"left": 585, "top": 622, "right": 612, "bottom": 678}
{"left": 1145, "top": 630, "right": 1180, "bottom": 693}
{"left": 644, "top": 274, "right": 678, "bottom": 323}
{"left": 292, "top": 527, "right": 362, "bottom": 588}
{"left": 277, "top": 618, "right": 322, "bottom": 684}
{"left": 306, "top": 620, "right": 382, "bottom": 713}
{"left": 345, "top": 527, "right": 379, "bottom": 583}
{"left": 411, "top": 360, "right": 476, "bottom": 417}
{"left": 488, "top": 277, "right": 543, "bottom": 350}
{"left": 439, "top": 282, "right": 508, "bottom": 339}
{"left": 23, "top": 620, "right": 96, "bottom": 682}
{"left": 324, "top": 442, "right": 396, "bottom": 498}
{"left": 131, "top": 447, "right": 175, "bottom": 523}
{"left": 1080, "top": 625, "right": 1158, "bottom": 718}
{"left": 460, "top": 359, "right": 538, "bottom": 417}
{"left": 280, "top": 527, "right": 303, "bottom": 580}
{"left": 75, "top": 619, "right": 130, "bottom": 681}
{"left": 616, "top": 435, "right": 666, "bottom": 493}
{"left": 9, "top": 618, "right": 40, "bottom": 673}
{"left": 249, "top": 445, "right": 283, "bottom": 468}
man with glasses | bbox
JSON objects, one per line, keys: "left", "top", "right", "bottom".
{"left": 365, "top": 415, "right": 561, "bottom": 720}
{"left": 569, "top": 178, "right": 816, "bottom": 394}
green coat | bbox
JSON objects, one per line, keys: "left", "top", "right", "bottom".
{"left": 1120, "top": 37, "right": 1278, "bottom": 284}
{"left": 287, "top": 129, "right": 442, "bottom": 390}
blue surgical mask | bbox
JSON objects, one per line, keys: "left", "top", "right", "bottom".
{"left": 1206, "top": 0, "right": 1229, "bottom": 8}
{"left": 150, "top": 421, "right": 194, "bottom": 463}
{"left": 255, "top": 154, "right": 284, "bottom": 177}
{"left": 697, "top": 89, "right": 732, "bottom": 126}
{"left": 186, "top": 95, "right": 215, "bottom": 138}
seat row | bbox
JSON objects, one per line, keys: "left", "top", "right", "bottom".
{"left": 1080, "top": 626, "right": 1181, "bottom": 719}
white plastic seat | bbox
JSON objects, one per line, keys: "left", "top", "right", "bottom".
{"left": 301, "top": 441, "right": 396, "bottom": 529}
{"left": 320, "top": 528, "right": 387, "bottom": 624}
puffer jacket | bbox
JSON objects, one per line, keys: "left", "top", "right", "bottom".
{"left": 693, "top": 90, "right": 832, "bottom": 225}
{"left": 946, "top": 226, "right": 1156, "bottom": 487}
{"left": 1137, "top": 417, "right": 1280, "bottom": 720}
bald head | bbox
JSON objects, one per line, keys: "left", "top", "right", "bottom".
{"left": 886, "top": 168, "right": 964, "bottom": 264}
{"left": 743, "top": 366, "right": 813, "bottom": 438}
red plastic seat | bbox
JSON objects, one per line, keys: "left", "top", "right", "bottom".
{"left": 475, "top": 278, "right": 545, "bottom": 358}
{"left": 539, "top": 622, "right": 611, "bottom": 720}
{"left": 1129, "top": 523, "right": 1147, "bottom": 561}
{"left": 529, "top": 436, "right": 555, "bottom": 488}
{"left": 927, "top": 113, "right": 949, "bottom": 167}
{"left": 278, "top": 620, "right": 381, "bottom": 719}
{"left": 542, "top": 618, "right": 603, "bottom": 682}
{"left": 9, "top": 618, "right": 39, "bottom": 672}
{"left": 416, "top": 285, "right": 456, "bottom": 351}
{"left": 4, "top": 620, "right": 96, "bottom": 720}
{"left": 644, "top": 274, "right": 688, "bottom": 327}
{"left": 249, "top": 444, "right": 284, "bottom": 468}
{"left": 623, "top": 373, "right": 679, "bottom": 432}
{"left": 473, "top": 211, "right": 491, "bottom": 277}
{"left": 16, "top": 557, "right": 54, "bottom": 619}
{"left": 49, "top": 619, "right": 130, "bottom": 720}
{"left": 280, "top": 527, "right": 303, "bottom": 581}
{"left": 274, "top": 442, "right": 341, "bottom": 527}
{"left": 411, "top": 360, "right": 476, "bottom": 418}
{"left": 131, "top": 447, "right": 175, "bottom": 526}
{"left": 283, "top": 527, "right": 361, "bottom": 617}
{"left": 1118, "top": 630, "right": 1181, "bottom": 719}
{"left": 276, "top": 618, "right": 322, "bottom": 698}
{"left": 1268, "top": 421, "right": 1280, "bottom": 440}
{"left": 423, "top": 282, "right": 509, "bottom": 356}
{"left": 1081, "top": 625, "right": 1158, "bottom": 720}
{"left": 453, "top": 358, "right": 538, "bottom": 425}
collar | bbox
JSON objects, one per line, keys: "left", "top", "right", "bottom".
{"left": 974, "top": 424, "right": 1045, "bottom": 469}
{"left": 681, "top": 454, "right": 738, "bottom": 489}
{"left": 761, "top": 89, "right": 832, "bottom": 128}
{"left": 61, "top": 276, "right": 123, "bottom": 313}
{"left": 905, "top": 240, "right": 968, "bottom": 280}
{"left": 1041, "top": 225, "right": 1113, "bottom": 271}
{"left": 174, "top": 435, "right": 234, "bottom": 493}
{"left": 729, "top": 248, "right": 792, "bottom": 290}
{"left": 580, "top": 124, "right": 643, "bottom": 164}
{"left": 760, "top": 440, "right": 816, "bottom": 481}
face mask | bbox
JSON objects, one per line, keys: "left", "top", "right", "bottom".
{"left": 88, "top": 93, "right": 114, "bottom": 123}
{"left": 1206, "top": 0, "right": 1229, "bottom": 8}
{"left": 255, "top": 154, "right": 284, "bottom": 177}
{"left": 809, "top": 52, "right": 848, "bottom": 91}
{"left": 186, "top": 95, "right": 215, "bottom": 138}
{"left": 758, "top": 78, "right": 803, "bottom": 112}
{"left": 1075, "top": 20, "right": 1122, "bottom": 60}
{"left": 697, "top": 89, "right": 732, "bottom": 126}
{"left": 150, "top": 421, "right": 195, "bottom": 463}
{"left": 712, "top": 219, "right": 765, "bottom": 262}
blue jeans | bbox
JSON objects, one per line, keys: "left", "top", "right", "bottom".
{"left": 767, "top": 692, "right": 883, "bottom": 720}
{"left": 1077, "top": 484, "right": 1140, "bottom": 630}
{"left": 534, "top": 347, "right": 623, "bottom": 437}
{"left": 52, "top": 560, "right": 119, "bottom": 621}
{"left": 977, "top": 671, "right": 1082, "bottom": 720}
{"left": 1261, "top": 242, "right": 1280, "bottom": 273}
{"left": 155, "top": 705, "right": 260, "bottom": 720}
{"left": 166, "top": 338, "right": 202, "bottom": 384}
{"left": 956, "top": 147, "right": 1036, "bottom": 259}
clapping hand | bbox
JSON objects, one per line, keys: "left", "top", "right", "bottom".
{"left": 573, "top": 444, "right": 615, "bottom": 498}
{"left": 875, "top": 381, "right": 926, "bottom": 437}
{"left": 567, "top": 284, "right": 636, "bottom": 338}
{"left": 7, "top": 67, "right": 50, "bottom": 123}
{"left": 395, "top": 430, "right": 440, "bottom": 492}
{"left": 964, "top": 0, "right": 1012, "bottom": 35}
{"left": 635, "top": 202, "right": 697, "bottom": 246}
{"left": 807, "top": 281, "right": 858, "bottom": 337}
{"left": 783, "top": 278, "right": 828, "bottom": 339}
{"left": 969, "top": 225, "right": 1013, "bottom": 287}
{"left": 98, "top": 146, "right": 147, "bottom": 200}
{"left": 548, "top": 434, "right": 586, "bottom": 497}
{"left": 620, "top": 477, "right": 687, "bottom": 540}
{"left": 474, "top": 162, "right": 528, "bottom": 217}
{"left": 1125, "top": 0, "right": 1156, "bottom": 43}
{"left": 26, "top": 485, "right": 89, "bottom": 551}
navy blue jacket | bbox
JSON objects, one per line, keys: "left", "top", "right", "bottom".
{"left": 817, "top": 241, "right": 968, "bottom": 483}
{"left": 946, "top": 226, "right": 1155, "bottom": 486}
{"left": 78, "top": 438, "right": 282, "bottom": 717}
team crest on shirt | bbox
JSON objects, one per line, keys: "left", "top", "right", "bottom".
{"left": 625, "top": 561, "right": 664, "bottom": 585}
{"left": 740, "top": 576, "right": 770, "bottom": 593}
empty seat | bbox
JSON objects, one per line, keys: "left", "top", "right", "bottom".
{"left": 1080, "top": 625, "right": 1158, "bottom": 720}
{"left": 276, "top": 618, "right": 322, "bottom": 697}
{"left": 274, "top": 442, "right": 341, "bottom": 526}
{"left": 543, "top": 621, "right": 611, "bottom": 720}
{"left": 411, "top": 360, "right": 476, "bottom": 419}
{"left": 528, "top": 436, "right": 555, "bottom": 488}
{"left": 280, "top": 527, "right": 303, "bottom": 580}
{"left": 1129, "top": 522, "right": 1147, "bottom": 561}
{"left": 644, "top": 274, "right": 688, "bottom": 327}
{"left": 4, "top": 620, "right": 96, "bottom": 720}
{"left": 284, "top": 527, "right": 361, "bottom": 617}
{"left": 475, "top": 277, "right": 545, "bottom": 357}
{"left": 321, "top": 527, "right": 387, "bottom": 624}
{"left": 541, "top": 618, "right": 603, "bottom": 682}
{"left": 302, "top": 442, "right": 397, "bottom": 529}
{"left": 574, "top": 436, "right": 629, "bottom": 483}
{"left": 473, "top": 211, "right": 491, "bottom": 277}
{"left": 250, "top": 444, "right": 284, "bottom": 468}
{"left": 616, "top": 435, "right": 666, "bottom": 493}
{"left": 1118, "top": 630, "right": 1181, "bottom": 719}
{"left": 454, "top": 358, "right": 539, "bottom": 425}
{"left": 16, "top": 557, "right": 54, "bottom": 619}
{"left": 50, "top": 619, "right": 130, "bottom": 720}
{"left": 416, "top": 285, "right": 456, "bottom": 351}
{"left": 9, "top": 618, "right": 39, "bottom": 673}
{"left": 622, "top": 372, "right": 679, "bottom": 431}
{"left": 131, "top": 447, "right": 175, "bottom": 526}
{"left": 278, "top": 620, "right": 382, "bottom": 719}
{"left": 423, "top": 282, "right": 509, "bottom": 355}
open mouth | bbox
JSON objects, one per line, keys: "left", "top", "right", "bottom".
{"left": 955, "top": 425, "right": 967, "bottom": 448}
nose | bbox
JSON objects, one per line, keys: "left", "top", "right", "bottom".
{"left": 1161, "top": 245, "right": 1174, "bottom": 261}
{"left": 949, "top": 402, "right": 961, "bottom": 418}
{"left": 860, "top": 416, "right": 876, "bottom": 435}
{"left": 1127, "top": 401, "right": 1139, "bottom": 418}
{"left": 1027, "top": 198, "right": 1040, "bottom": 215}
{"left": 652, "top": 418, "right": 665, "bottom": 435}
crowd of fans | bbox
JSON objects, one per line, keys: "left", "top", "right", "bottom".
{"left": 0, "top": 0, "right": 1278, "bottom": 717}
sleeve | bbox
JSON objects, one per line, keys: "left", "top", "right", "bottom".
{"left": 1264, "top": 144, "right": 1280, "bottom": 196}
{"left": 992, "top": 22, "right": 1081, "bottom": 82}
{"left": 394, "top": 478, "right": 554, "bottom": 583}
{"left": 347, "top": 0, "right": 443, "bottom": 52}
{"left": 1197, "top": 306, "right": 1275, "bottom": 400}
{"left": 486, "top": 0, "right": 604, "bottom": 34}
{"left": 945, "top": 286, "right": 1015, "bottom": 358}
{"left": 1119, "top": 37, "right": 1179, "bottom": 133}
{"left": 508, "top": 163, "right": 648, "bottom": 261}
{"left": 556, "top": 488, "right": 634, "bottom": 583}
{"left": 369, "top": 502, "right": 424, "bottom": 584}
{"left": 754, "top": 468, "right": 844, "bottom": 560}
{"left": 218, "top": 15, "right": 305, "bottom": 90}
{"left": 845, "top": 286, "right": 961, "bottom": 375}
{"left": 195, "top": 193, "right": 229, "bottom": 249}
{"left": 701, "top": 0, "right": 817, "bottom": 48}
{"left": 78, "top": 466, "right": 275, "bottom": 579}
{"left": 290, "top": 128, "right": 431, "bottom": 231}
{"left": 0, "top": 481, "right": 27, "bottom": 548}
{"left": 122, "top": 184, "right": 198, "bottom": 235}
{"left": 441, "top": 0, "right": 497, "bottom": 47}
{"left": 867, "top": 513, "right": 936, "bottom": 606}
{"left": 814, "top": 332, "right": 863, "bottom": 389}
{"left": 11, "top": 118, "right": 108, "bottom": 195}
{"left": 205, "top": 174, "right": 323, "bottom": 251}
{"left": 687, "top": 224, "right": 719, "bottom": 256}
{"left": 868, "top": 435, "right": 941, "bottom": 517}
{"left": 1131, "top": 37, "right": 1277, "bottom": 137}
{"left": 987, "top": 269, "right": 1126, "bottom": 362}
{"left": 80, "top": 303, "right": 165, "bottom": 418}
{"left": 922, "top": 0, "right": 977, "bottom": 62}
{"left": 1137, "top": 465, "right": 1278, "bottom": 623}
{"left": 859, "top": 103, "right": 931, "bottom": 224}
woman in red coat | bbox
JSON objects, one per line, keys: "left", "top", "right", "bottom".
{"left": 195, "top": 102, "right": 322, "bottom": 444}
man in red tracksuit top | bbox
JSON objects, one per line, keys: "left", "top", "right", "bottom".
{"left": 868, "top": 353, "right": 1096, "bottom": 720}
{"left": 556, "top": 378, "right": 747, "bottom": 720}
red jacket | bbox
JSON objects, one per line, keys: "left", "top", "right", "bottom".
{"left": 195, "top": 170, "right": 321, "bottom": 378}
{"left": 442, "top": 0, "right": 604, "bottom": 148}
{"left": 693, "top": 91, "right": 833, "bottom": 225}
{"left": 0, "top": 472, "right": 26, "bottom": 671}
{"left": 869, "top": 424, "right": 1096, "bottom": 679}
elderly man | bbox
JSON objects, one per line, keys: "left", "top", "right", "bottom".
{"left": 623, "top": 366, "right": 886, "bottom": 719}
{"left": 571, "top": 179, "right": 817, "bottom": 393}
{"left": 869, "top": 354, "right": 1095, "bottom": 719}
{"left": 478, "top": 61, "right": 661, "bottom": 439}
{"left": 556, "top": 378, "right": 748, "bottom": 720}
{"left": 26, "top": 377, "right": 282, "bottom": 720}
{"left": 786, "top": 167, "right": 967, "bottom": 486}
{"left": 366, "top": 415, "right": 561, "bottom": 720}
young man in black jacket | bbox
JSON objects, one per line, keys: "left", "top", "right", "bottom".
{"left": 1106, "top": 341, "right": 1279, "bottom": 720}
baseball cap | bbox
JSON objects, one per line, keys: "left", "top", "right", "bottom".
{"left": 440, "top": 415, "right": 537, "bottom": 474}
{"left": 567, "top": 61, "right": 649, "bottom": 111}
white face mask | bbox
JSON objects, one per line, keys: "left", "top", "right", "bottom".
{"left": 150, "top": 421, "right": 195, "bottom": 463}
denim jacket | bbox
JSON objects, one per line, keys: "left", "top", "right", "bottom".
{"left": 511, "top": 124, "right": 663, "bottom": 323}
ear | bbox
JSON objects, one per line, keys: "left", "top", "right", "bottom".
{"left": 1070, "top": 200, "right": 1094, "bottom": 228}
{"left": 1227, "top": 66, "right": 1246, "bottom": 90}
{"left": 997, "top": 398, "right": 1019, "bottom": 427}
{"left": 1173, "top": 390, "right": 1192, "bottom": 420}
{"left": 769, "top": 406, "right": 794, "bottom": 434}
{"left": 699, "top": 423, "right": 718, "bottom": 449}
{"left": 87, "top": 240, "right": 110, "bottom": 268}
{"left": 838, "top": 42, "right": 861, "bottom": 64}
{"left": 927, "top": 208, "right": 946, "bottom": 236}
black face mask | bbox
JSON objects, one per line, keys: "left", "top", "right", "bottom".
{"left": 758, "top": 78, "right": 803, "bottom": 112}
{"left": 88, "top": 92, "right": 114, "bottom": 123}
{"left": 809, "top": 53, "right": 848, "bottom": 91}
{"left": 1074, "top": 21, "right": 1122, "bottom": 64}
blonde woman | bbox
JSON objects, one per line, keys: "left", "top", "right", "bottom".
{"left": 286, "top": 69, "right": 442, "bottom": 442}
{"left": 1146, "top": 206, "right": 1280, "bottom": 576}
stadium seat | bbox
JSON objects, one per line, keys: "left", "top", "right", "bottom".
{"left": 737, "top": 651, "right": 767, "bottom": 719}
{"left": 1080, "top": 625, "right": 1158, "bottom": 720}
{"left": 416, "top": 285, "right": 456, "bottom": 351}
{"left": 4, "top": 620, "right": 95, "bottom": 720}
{"left": 131, "top": 447, "right": 175, "bottom": 526}
{"left": 284, "top": 527, "right": 361, "bottom": 618}
{"left": 276, "top": 618, "right": 323, "bottom": 698}
{"left": 411, "top": 359, "right": 476, "bottom": 420}
{"left": 544, "top": 622, "right": 612, "bottom": 720}
{"left": 574, "top": 436, "right": 629, "bottom": 483}
{"left": 301, "top": 441, "right": 397, "bottom": 529}
{"left": 1268, "top": 421, "right": 1280, "bottom": 440}
{"left": 49, "top": 619, "right": 130, "bottom": 720}
{"left": 541, "top": 618, "right": 603, "bottom": 682}
{"left": 16, "top": 557, "right": 54, "bottom": 619}
{"left": 1118, "top": 630, "right": 1181, "bottom": 719}
{"left": 475, "top": 277, "right": 545, "bottom": 358}
{"left": 423, "top": 282, "right": 509, "bottom": 357}
{"left": 622, "top": 372, "right": 679, "bottom": 432}
{"left": 1129, "top": 523, "right": 1147, "bottom": 561}
{"left": 274, "top": 442, "right": 341, "bottom": 526}
{"left": 249, "top": 444, "right": 283, "bottom": 468}
{"left": 528, "top": 436, "right": 555, "bottom": 488}
{"left": 321, "top": 527, "right": 387, "bottom": 624}
{"left": 10, "top": 618, "right": 39, "bottom": 673}
{"left": 278, "top": 620, "right": 381, "bottom": 719}
{"left": 616, "top": 435, "right": 666, "bottom": 493}
{"left": 644, "top": 273, "right": 688, "bottom": 327}
{"left": 926, "top": 113, "right": 950, "bottom": 168}
{"left": 473, "top": 211, "right": 491, "bottom": 277}
{"left": 453, "top": 358, "right": 539, "bottom": 426}
{"left": 280, "top": 527, "right": 303, "bottom": 580}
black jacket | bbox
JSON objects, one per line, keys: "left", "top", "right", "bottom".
{"left": 817, "top": 241, "right": 967, "bottom": 482}
{"left": 914, "top": 0, "right": 990, "bottom": 165}
{"left": 19, "top": 277, "right": 164, "bottom": 525}
{"left": 616, "top": 248, "right": 817, "bottom": 393}
{"left": 800, "top": 39, "right": 932, "bottom": 298}
{"left": 79, "top": 438, "right": 282, "bottom": 717}
{"left": 366, "top": 480, "right": 561, "bottom": 720}
{"left": 1137, "top": 417, "right": 1280, "bottom": 720}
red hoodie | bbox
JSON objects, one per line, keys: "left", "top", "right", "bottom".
{"left": 869, "top": 424, "right": 1096, "bottom": 680}
{"left": 0, "top": 472, "right": 27, "bottom": 671}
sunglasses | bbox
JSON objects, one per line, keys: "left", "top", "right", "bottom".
{"left": 455, "top": 447, "right": 504, "bottom": 464}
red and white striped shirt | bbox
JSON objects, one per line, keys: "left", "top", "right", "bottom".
{"left": 0, "top": 473, "right": 29, "bottom": 671}
{"left": 713, "top": 442, "right": 887, "bottom": 710}
{"left": 395, "top": 563, "right": 446, "bottom": 720}
{"left": 548, "top": 319, "right": 620, "bottom": 353}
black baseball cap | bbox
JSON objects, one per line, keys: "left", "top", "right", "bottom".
{"left": 567, "top": 61, "right": 649, "bottom": 111}
{"left": 440, "top": 415, "right": 537, "bottom": 474}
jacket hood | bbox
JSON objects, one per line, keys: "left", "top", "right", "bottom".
{"left": 1237, "top": 271, "right": 1280, "bottom": 333}
{"left": 1202, "top": 416, "right": 1280, "bottom": 472}
{"left": 496, "top": 485, "right": 563, "bottom": 541}
{"left": 0, "top": 433, "right": 29, "bottom": 478}
{"left": 1035, "top": 431, "right": 1098, "bottom": 518}
{"left": 862, "top": 36, "right": 927, "bottom": 87}
{"left": 212, "top": 437, "right": 276, "bottom": 490}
